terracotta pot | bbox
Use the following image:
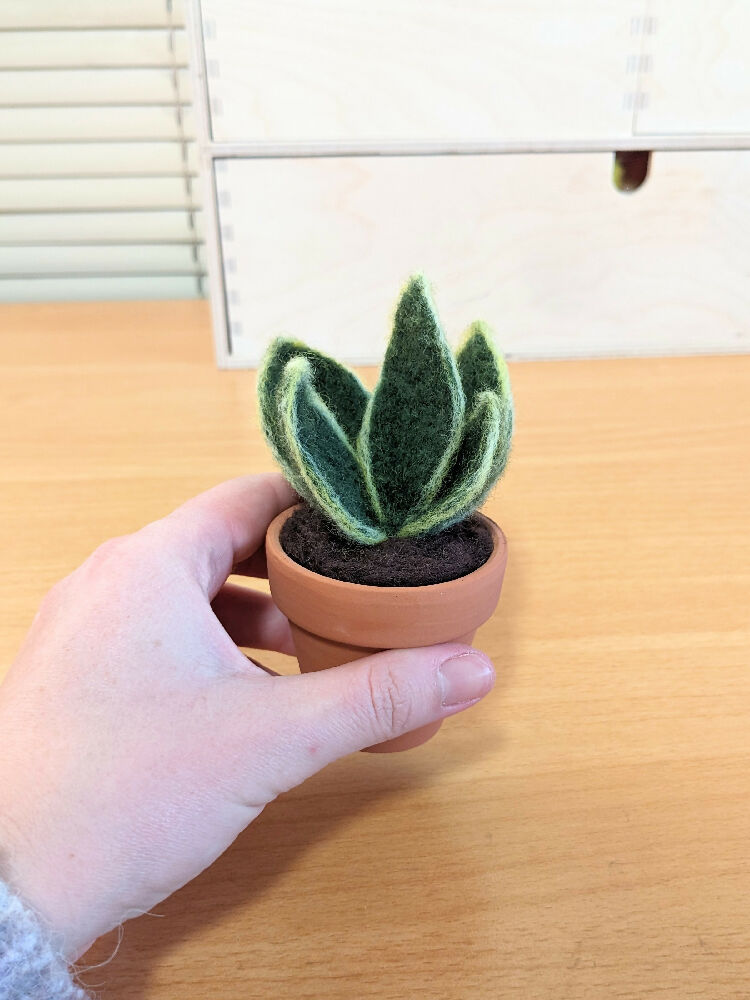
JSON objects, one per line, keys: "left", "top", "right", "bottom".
{"left": 266, "top": 505, "right": 508, "bottom": 753}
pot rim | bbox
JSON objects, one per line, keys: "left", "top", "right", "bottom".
{"left": 266, "top": 504, "right": 508, "bottom": 647}
{"left": 266, "top": 503, "right": 506, "bottom": 595}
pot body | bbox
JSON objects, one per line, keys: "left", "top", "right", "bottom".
{"left": 266, "top": 506, "right": 508, "bottom": 753}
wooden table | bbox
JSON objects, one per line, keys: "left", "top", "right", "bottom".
{"left": 1, "top": 302, "right": 749, "bottom": 999}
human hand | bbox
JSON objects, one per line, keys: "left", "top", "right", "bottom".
{"left": 0, "top": 475, "right": 495, "bottom": 961}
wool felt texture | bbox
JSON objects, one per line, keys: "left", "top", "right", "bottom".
{"left": 280, "top": 503, "right": 493, "bottom": 586}
{"left": 279, "top": 358, "right": 385, "bottom": 544}
{"left": 258, "top": 274, "right": 514, "bottom": 546}
{"left": 454, "top": 320, "right": 514, "bottom": 488}
{"left": 0, "top": 880, "right": 89, "bottom": 999}
{"left": 258, "top": 336, "right": 370, "bottom": 496}
{"left": 359, "top": 274, "right": 464, "bottom": 532}
{"left": 408, "top": 390, "right": 502, "bottom": 536}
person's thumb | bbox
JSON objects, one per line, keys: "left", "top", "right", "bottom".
{"left": 263, "top": 643, "right": 495, "bottom": 789}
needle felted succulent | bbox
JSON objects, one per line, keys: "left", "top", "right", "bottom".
{"left": 258, "top": 274, "right": 513, "bottom": 546}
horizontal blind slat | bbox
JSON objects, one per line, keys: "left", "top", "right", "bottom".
{"left": 0, "top": 177, "right": 197, "bottom": 212}
{"left": 0, "top": 106, "right": 195, "bottom": 141}
{"left": 0, "top": 68, "right": 192, "bottom": 106}
{"left": 0, "top": 210, "right": 203, "bottom": 244}
{"left": 0, "top": 29, "right": 188, "bottom": 69}
{"left": 0, "top": 0, "right": 185, "bottom": 30}
{"left": 0, "top": 244, "right": 205, "bottom": 276}
{"left": 0, "top": 275, "right": 202, "bottom": 302}
{"left": 0, "top": 141, "right": 198, "bottom": 178}
{"left": 0, "top": 1, "right": 201, "bottom": 306}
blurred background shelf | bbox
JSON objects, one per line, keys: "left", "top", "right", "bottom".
{"left": 189, "top": 0, "right": 750, "bottom": 365}
{"left": 199, "top": 0, "right": 635, "bottom": 146}
{"left": 212, "top": 150, "right": 750, "bottom": 365}
{"left": 3, "top": 1, "right": 750, "bottom": 356}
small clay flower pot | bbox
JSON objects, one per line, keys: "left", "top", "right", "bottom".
{"left": 266, "top": 505, "right": 508, "bottom": 753}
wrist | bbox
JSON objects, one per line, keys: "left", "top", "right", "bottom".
{"left": 0, "top": 773, "right": 92, "bottom": 961}
{"left": 0, "top": 880, "right": 89, "bottom": 999}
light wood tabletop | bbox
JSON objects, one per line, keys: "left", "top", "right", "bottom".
{"left": 1, "top": 302, "right": 749, "bottom": 999}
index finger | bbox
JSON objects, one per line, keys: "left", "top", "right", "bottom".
{"left": 149, "top": 474, "right": 297, "bottom": 597}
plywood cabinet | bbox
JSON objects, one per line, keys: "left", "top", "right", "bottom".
{"left": 188, "top": 0, "right": 750, "bottom": 365}
{"left": 636, "top": 0, "right": 750, "bottom": 137}
{"left": 199, "top": 0, "right": 638, "bottom": 147}
{"left": 215, "top": 152, "right": 750, "bottom": 364}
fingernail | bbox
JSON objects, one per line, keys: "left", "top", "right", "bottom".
{"left": 438, "top": 653, "right": 495, "bottom": 708}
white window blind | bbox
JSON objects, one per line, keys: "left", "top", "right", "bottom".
{"left": 0, "top": 0, "right": 204, "bottom": 302}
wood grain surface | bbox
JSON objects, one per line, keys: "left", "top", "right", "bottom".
{"left": 1, "top": 301, "right": 749, "bottom": 999}
{"left": 214, "top": 151, "right": 750, "bottom": 366}
{"left": 199, "top": 0, "right": 635, "bottom": 145}
{"left": 637, "top": 1, "right": 750, "bottom": 137}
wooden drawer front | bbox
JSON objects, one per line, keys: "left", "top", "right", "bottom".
{"left": 199, "top": 0, "right": 637, "bottom": 145}
{"left": 213, "top": 151, "right": 750, "bottom": 366}
{"left": 635, "top": 1, "right": 750, "bottom": 137}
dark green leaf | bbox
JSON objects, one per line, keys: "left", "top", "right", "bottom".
{"left": 403, "top": 391, "right": 501, "bottom": 535}
{"left": 455, "top": 319, "right": 514, "bottom": 486}
{"left": 258, "top": 336, "right": 370, "bottom": 476}
{"left": 359, "top": 275, "right": 464, "bottom": 532}
{"left": 280, "top": 358, "right": 385, "bottom": 544}
{"left": 455, "top": 321, "right": 508, "bottom": 409}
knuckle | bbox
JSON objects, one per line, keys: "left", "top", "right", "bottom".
{"left": 90, "top": 535, "right": 129, "bottom": 563}
{"left": 84, "top": 533, "right": 138, "bottom": 576}
{"left": 36, "top": 578, "right": 66, "bottom": 617}
{"left": 74, "top": 534, "right": 142, "bottom": 595}
{"left": 365, "top": 663, "right": 414, "bottom": 739}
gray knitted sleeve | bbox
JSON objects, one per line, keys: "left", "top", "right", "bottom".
{"left": 0, "top": 881, "right": 89, "bottom": 999}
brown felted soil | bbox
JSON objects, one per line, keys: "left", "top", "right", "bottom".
{"left": 279, "top": 504, "right": 493, "bottom": 587}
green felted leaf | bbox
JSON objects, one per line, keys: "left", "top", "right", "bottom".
{"left": 400, "top": 391, "right": 501, "bottom": 537}
{"left": 258, "top": 337, "right": 370, "bottom": 488}
{"left": 490, "top": 378, "right": 514, "bottom": 484}
{"left": 257, "top": 282, "right": 514, "bottom": 545}
{"left": 359, "top": 274, "right": 465, "bottom": 532}
{"left": 455, "top": 318, "right": 514, "bottom": 486}
{"left": 455, "top": 320, "right": 509, "bottom": 408}
{"left": 280, "top": 358, "right": 386, "bottom": 545}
